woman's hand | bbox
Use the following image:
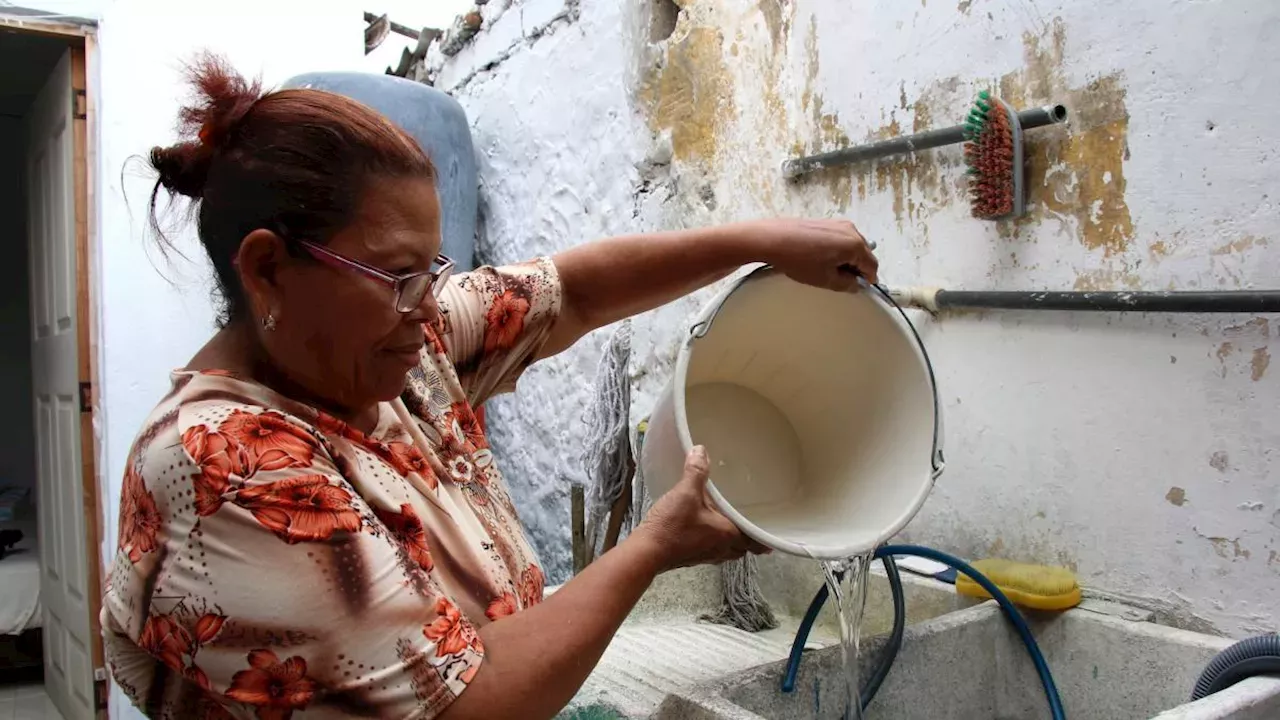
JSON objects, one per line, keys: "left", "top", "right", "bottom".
{"left": 741, "top": 217, "right": 880, "bottom": 290}
{"left": 634, "top": 446, "right": 770, "bottom": 573}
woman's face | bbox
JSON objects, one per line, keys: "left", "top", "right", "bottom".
{"left": 256, "top": 176, "right": 444, "bottom": 414}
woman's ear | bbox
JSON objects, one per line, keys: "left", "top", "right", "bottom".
{"left": 235, "top": 229, "right": 290, "bottom": 322}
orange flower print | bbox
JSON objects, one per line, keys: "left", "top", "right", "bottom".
{"left": 384, "top": 442, "right": 431, "bottom": 477}
{"left": 139, "top": 613, "right": 193, "bottom": 672}
{"left": 119, "top": 467, "right": 161, "bottom": 563}
{"left": 460, "top": 664, "right": 479, "bottom": 684}
{"left": 519, "top": 565, "right": 545, "bottom": 608}
{"left": 424, "top": 598, "right": 483, "bottom": 657}
{"left": 234, "top": 475, "right": 362, "bottom": 544}
{"left": 448, "top": 402, "right": 488, "bottom": 451}
{"left": 184, "top": 664, "right": 211, "bottom": 691}
{"left": 486, "top": 593, "right": 517, "bottom": 621}
{"left": 195, "top": 613, "right": 227, "bottom": 644}
{"left": 423, "top": 323, "right": 449, "bottom": 357}
{"left": 226, "top": 649, "right": 317, "bottom": 720}
{"left": 220, "top": 410, "right": 316, "bottom": 474}
{"left": 183, "top": 426, "right": 242, "bottom": 516}
{"left": 472, "top": 450, "right": 495, "bottom": 487}
{"left": 446, "top": 455, "right": 474, "bottom": 484}
{"left": 374, "top": 503, "right": 434, "bottom": 572}
{"left": 192, "top": 471, "right": 231, "bottom": 517}
{"left": 483, "top": 289, "right": 530, "bottom": 354}
{"left": 183, "top": 425, "right": 247, "bottom": 481}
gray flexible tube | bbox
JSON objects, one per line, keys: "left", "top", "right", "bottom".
{"left": 1191, "top": 634, "right": 1280, "bottom": 700}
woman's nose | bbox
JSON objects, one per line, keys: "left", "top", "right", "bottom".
{"left": 404, "top": 292, "right": 440, "bottom": 325}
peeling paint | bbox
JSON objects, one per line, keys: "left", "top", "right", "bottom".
{"left": 1165, "top": 486, "right": 1187, "bottom": 507}
{"left": 1074, "top": 266, "right": 1140, "bottom": 291}
{"left": 957, "top": 0, "right": 974, "bottom": 14}
{"left": 639, "top": 26, "right": 735, "bottom": 164}
{"left": 1251, "top": 346, "right": 1271, "bottom": 381}
{"left": 1206, "top": 536, "right": 1251, "bottom": 561}
{"left": 1225, "top": 317, "right": 1271, "bottom": 339}
{"left": 1209, "top": 451, "right": 1229, "bottom": 472}
{"left": 847, "top": 76, "right": 964, "bottom": 234}
{"left": 794, "top": 13, "right": 855, "bottom": 210}
{"left": 758, "top": 0, "right": 784, "bottom": 49}
{"left": 997, "top": 20, "right": 1134, "bottom": 260}
{"left": 1211, "top": 235, "right": 1267, "bottom": 256}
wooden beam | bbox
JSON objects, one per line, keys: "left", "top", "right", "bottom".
{"left": 571, "top": 485, "right": 586, "bottom": 574}
{"left": 600, "top": 457, "right": 635, "bottom": 556}
{"left": 0, "top": 15, "right": 92, "bottom": 40}
{"left": 69, "top": 38, "right": 107, "bottom": 708}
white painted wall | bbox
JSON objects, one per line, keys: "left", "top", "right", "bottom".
{"left": 429, "top": 0, "right": 1280, "bottom": 637}
{"left": 93, "top": 1, "right": 362, "bottom": 716}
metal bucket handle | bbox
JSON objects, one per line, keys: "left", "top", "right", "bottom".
{"left": 688, "top": 265, "right": 945, "bottom": 481}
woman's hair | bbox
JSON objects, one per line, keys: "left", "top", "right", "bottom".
{"left": 149, "top": 52, "right": 434, "bottom": 325}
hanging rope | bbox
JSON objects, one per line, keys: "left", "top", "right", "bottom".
{"left": 578, "top": 320, "right": 633, "bottom": 561}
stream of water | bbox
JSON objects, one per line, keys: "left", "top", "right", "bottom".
{"left": 821, "top": 552, "right": 875, "bottom": 720}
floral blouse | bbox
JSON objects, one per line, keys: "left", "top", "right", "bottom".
{"left": 102, "top": 258, "right": 562, "bottom": 719}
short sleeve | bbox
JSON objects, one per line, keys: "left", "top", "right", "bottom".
{"left": 435, "top": 256, "right": 562, "bottom": 405}
{"left": 102, "top": 402, "right": 485, "bottom": 719}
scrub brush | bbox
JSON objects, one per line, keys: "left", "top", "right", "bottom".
{"left": 963, "top": 90, "right": 1026, "bottom": 220}
{"left": 955, "top": 558, "right": 1081, "bottom": 611}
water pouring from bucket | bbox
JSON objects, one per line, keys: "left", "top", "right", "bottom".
{"left": 641, "top": 266, "right": 944, "bottom": 560}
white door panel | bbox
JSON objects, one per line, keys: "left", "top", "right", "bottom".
{"left": 28, "top": 49, "right": 95, "bottom": 720}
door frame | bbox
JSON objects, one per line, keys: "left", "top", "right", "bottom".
{"left": 3, "top": 14, "right": 105, "bottom": 712}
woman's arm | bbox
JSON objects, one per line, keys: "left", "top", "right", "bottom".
{"left": 439, "top": 447, "right": 765, "bottom": 720}
{"left": 539, "top": 218, "right": 879, "bottom": 358}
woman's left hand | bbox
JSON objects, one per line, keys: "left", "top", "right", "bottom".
{"left": 740, "top": 217, "right": 880, "bottom": 290}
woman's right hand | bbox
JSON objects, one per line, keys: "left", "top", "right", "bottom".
{"left": 634, "top": 445, "right": 771, "bottom": 572}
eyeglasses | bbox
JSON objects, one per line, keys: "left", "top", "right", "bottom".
{"left": 294, "top": 239, "right": 455, "bottom": 314}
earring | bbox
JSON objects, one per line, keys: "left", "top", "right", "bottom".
{"left": 262, "top": 313, "right": 277, "bottom": 332}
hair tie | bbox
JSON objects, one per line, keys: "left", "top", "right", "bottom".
{"left": 197, "top": 122, "right": 214, "bottom": 146}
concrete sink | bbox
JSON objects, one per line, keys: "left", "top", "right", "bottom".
{"left": 653, "top": 601, "right": 1280, "bottom": 720}
{"left": 559, "top": 555, "right": 1280, "bottom": 720}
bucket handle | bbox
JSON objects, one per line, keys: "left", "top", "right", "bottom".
{"left": 689, "top": 266, "right": 946, "bottom": 481}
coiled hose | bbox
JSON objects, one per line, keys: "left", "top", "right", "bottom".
{"left": 1191, "top": 633, "right": 1280, "bottom": 700}
{"left": 782, "top": 544, "right": 1066, "bottom": 720}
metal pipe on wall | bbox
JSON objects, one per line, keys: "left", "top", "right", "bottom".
{"left": 887, "top": 287, "right": 1280, "bottom": 314}
{"left": 783, "top": 104, "right": 1068, "bottom": 179}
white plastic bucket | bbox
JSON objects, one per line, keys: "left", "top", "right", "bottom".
{"left": 641, "top": 266, "right": 944, "bottom": 560}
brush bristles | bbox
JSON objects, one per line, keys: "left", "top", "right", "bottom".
{"left": 963, "top": 93, "right": 1016, "bottom": 219}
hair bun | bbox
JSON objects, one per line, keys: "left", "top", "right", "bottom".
{"left": 149, "top": 142, "right": 210, "bottom": 199}
{"left": 150, "top": 51, "right": 265, "bottom": 199}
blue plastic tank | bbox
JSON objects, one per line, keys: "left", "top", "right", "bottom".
{"left": 282, "top": 72, "right": 478, "bottom": 272}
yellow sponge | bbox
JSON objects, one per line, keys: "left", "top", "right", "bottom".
{"left": 955, "top": 558, "right": 1082, "bottom": 611}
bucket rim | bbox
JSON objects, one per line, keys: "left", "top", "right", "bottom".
{"left": 672, "top": 266, "right": 945, "bottom": 559}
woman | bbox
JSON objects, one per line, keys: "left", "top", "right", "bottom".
{"left": 103, "top": 54, "right": 879, "bottom": 720}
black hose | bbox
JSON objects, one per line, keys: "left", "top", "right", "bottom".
{"left": 780, "top": 556, "right": 906, "bottom": 712}
{"left": 860, "top": 555, "right": 905, "bottom": 706}
{"left": 934, "top": 290, "right": 1280, "bottom": 314}
{"left": 1191, "top": 633, "right": 1280, "bottom": 700}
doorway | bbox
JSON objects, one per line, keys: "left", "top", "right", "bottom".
{"left": 0, "top": 15, "right": 102, "bottom": 720}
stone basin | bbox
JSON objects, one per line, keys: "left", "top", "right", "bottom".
{"left": 558, "top": 554, "right": 1280, "bottom": 719}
